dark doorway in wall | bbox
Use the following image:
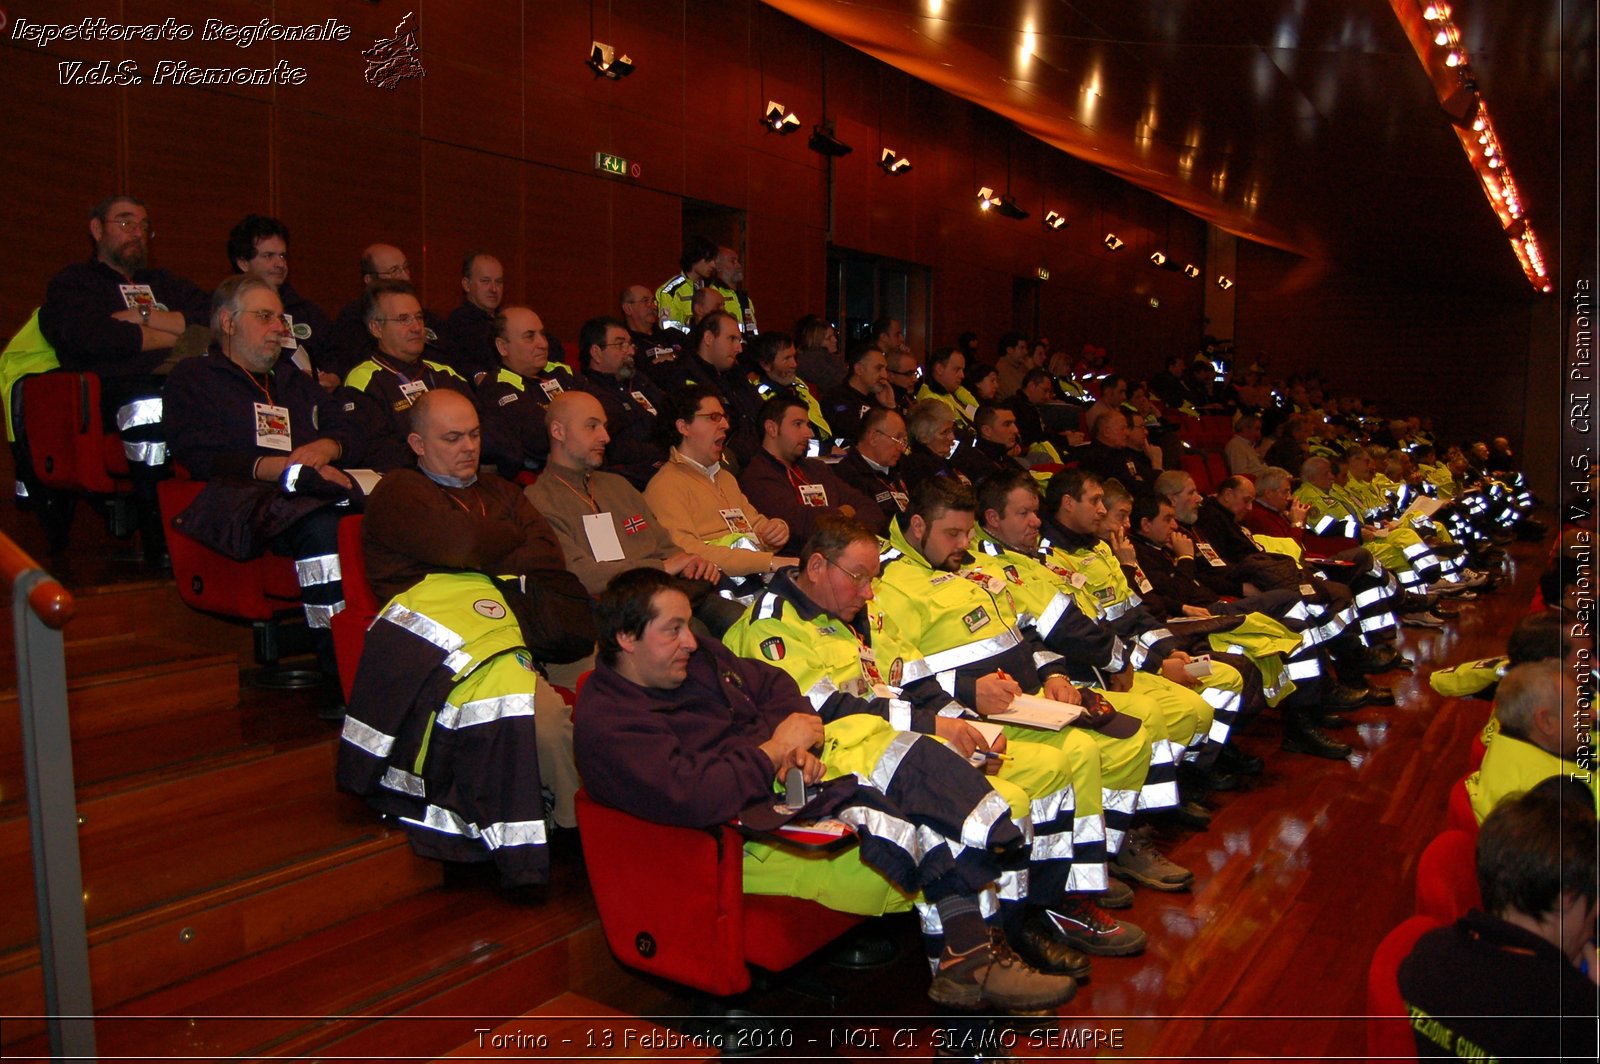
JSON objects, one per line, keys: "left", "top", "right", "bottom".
{"left": 1013, "top": 276, "right": 1041, "bottom": 343}
{"left": 681, "top": 201, "right": 746, "bottom": 270}
{"left": 825, "top": 246, "right": 931, "bottom": 355}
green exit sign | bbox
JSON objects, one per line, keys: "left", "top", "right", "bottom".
{"left": 594, "top": 152, "right": 637, "bottom": 178}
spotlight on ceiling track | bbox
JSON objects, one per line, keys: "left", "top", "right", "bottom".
{"left": 1216, "top": 275, "right": 1234, "bottom": 290}
{"left": 1103, "top": 232, "right": 1125, "bottom": 251}
{"left": 879, "top": 148, "right": 912, "bottom": 174}
{"left": 588, "top": 41, "right": 634, "bottom": 79}
{"left": 1043, "top": 210, "right": 1068, "bottom": 230}
{"left": 762, "top": 101, "right": 800, "bottom": 134}
{"left": 1182, "top": 264, "right": 1201, "bottom": 278}
{"left": 809, "top": 123, "right": 854, "bottom": 157}
{"left": 1150, "top": 251, "right": 1167, "bottom": 265}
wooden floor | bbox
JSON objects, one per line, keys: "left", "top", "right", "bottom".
{"left": 0, "top": 465, "right": 1546, "bottom": 1061}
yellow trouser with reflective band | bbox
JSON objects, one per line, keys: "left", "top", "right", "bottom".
{"left": 1210, "top": 612, "right": 1303, "bottom": 707}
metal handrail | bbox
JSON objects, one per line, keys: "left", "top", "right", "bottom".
{"left": 2, "top": 531, "right": 96, "bottom": 1060}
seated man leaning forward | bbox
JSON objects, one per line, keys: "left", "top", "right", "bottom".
{"left": 336, "top": 389, "right": 583, "bottom": 888}
{"left": 575, "top": 567, "right": 1079, "bottom": 1012}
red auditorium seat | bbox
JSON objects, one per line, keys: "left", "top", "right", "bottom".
{"left": 1415, "top": 829, "right": 1481, "bottom": 923}
{"left": 331, "top": 514, "right": 381, "bottom": 702}
{"left": 1366, "top": 915, "right": 1443, "bottom": 1060}
{"left": 1204, "top": 451, "right": 1229, "bottom": 490}
{"left": 1445, "top": 772, "right": 1479, "bottom": 834}
{"left": 1180, "top": 453, "right": 1213, "bottom": 495}
{"left": 18, "top": 370, "right": 130, "bottom": 495}
{"left": 574, "top": 789, "right": 864, "bottom": 998}
{"left": 158, "top": 476, "right": 319, "bottom": 687}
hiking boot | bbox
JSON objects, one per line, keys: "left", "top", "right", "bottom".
{"left": 1363, "top": 684, "right": 1396, "bottom": 706}
{"left": 1282, "top": 719, "right": 1353, "bottom": 760}
{"left": 1218, "top": 746, "right": 1265, "bottom": 775}
{"left": 1099, "top": 878, "right": 1135, "bottom": 909}
{"left": 927, "top": 930, "right": 1077, "bottom": 1011}
{"left": 1042, "top": 897, "right": 1148, "bottom": 956}
{"left": 1013, "top": 911, "right": 1093, "bottom": 978}
{"left": 1323, "top": 682, "right": 1370, "bottom": 712}
{"left": 1111, "top": 829, "right": 1194, "bottom": 891}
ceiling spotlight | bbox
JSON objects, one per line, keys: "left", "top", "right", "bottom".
{"left": 879, "top": 148, "right": 912, "bottom": 174}
{"left": 1423, "top": 3, "right": 1450, "bottom": 20}
{"left": 588, "top": 41, "right": 634, "bottom": 79}
{"left": 1445, "top": 49, "right": 1465, "bottom": 67}
{"left": 762, "top": 101, "right": 800, "bottom": 134}
{"left": 1434, "top": 29, "right": 1450, "bottom": 46}
{"left": 809, "top": 123, "right": 854, "bottom": 156}
{"left": 1182, "top": 263, "right": 1201, "bottom": 278}
{"left": 1150, "top": 251, "right": 1167, "bottom": 265}
{"left": 978, "top": 186, "right": 997, "bottom": 211}
{"left": 1216, "top": 275, "right": 1234, "bottom": 290}
{"left": 1043, "top": 210, "right": 1067, "bottom": 230}
{"left": 1103, "top": 232, "right": 1125, "bottom": 251}
{"left": 993, "top": 194, "right": 1029, "bottom": 220}
{"left": 1488, "top": 156, "right": 1501, "bottom": 168}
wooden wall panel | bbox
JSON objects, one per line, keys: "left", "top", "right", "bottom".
{"left": 1233, "top": 241, "right": 1534, "bottom": 447}
{"left": 420, "top": 143, "right": 524, "bottom": 311}
{"left": 276, "top": 0, "right": 423, "bottom": 134}
{"left": 419, "top": 0, "right": 524, "bottom": 158}
{"left": 523, "top": 164, "right": 614, "bottom": 343}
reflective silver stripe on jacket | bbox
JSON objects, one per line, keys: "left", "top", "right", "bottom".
{"left": 1036, "top": 592, "right": 1074, "bottom": 635}
{"left": 1099, "top": 598, "right": 1132, "bottom": 622}
{"left": 960, "top": 790, "right": 1014, "bottom": 851}
{"left": 899, "top": 656, "right": 933, "bottom": 683}
{"left": 380, "top": 766, "right": 425, "bottom": 797}
{"left": 1032, "top": 649, "right": 1063, "bottom": 671}
{"left": 754, "top": 593, "right": 781, "bottom": 620}
{"left": 341, "top": 715, "right": 395, "bottom": 758}
{"left": 296, "top": 553, "right": 342, "bottom": 587}
{"left": 116, "top": 397, "right": 163, "bottom": 430}
{"left": 804, "top": 675, "right": 839, "bottom": 712}
{"left": 920, "top": 630, "right": 1022, "bottom": 676}
{"left": 380, "top": 601, "right": 472, "bottom": 673}
{"left": 1199, "top": 686, "right": 1239, "bottom": 746}
{"left": 1284, "top": 657, "right": 1322, "bottom": 681}
{"left": 1136, "top": 627, "right": 1173, "bottom": 648}
{"left": 886, "top": 698, "right": 912, "bottom": 732}
{"left": 835, "top": 805, "right": 921, "bottom": 864}
{"left": 436, "top": 692, "right": 536, "bottom": 730}
{"left": 403, "top": 804, "right": 548, "bottom": 850}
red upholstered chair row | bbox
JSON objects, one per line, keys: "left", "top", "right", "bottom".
{"left": 18, "top": 370, "right": 131, "bottom": 496}
{"left": 574, "top": 789, "right": 863, "bottom": 997}
{"left": 1414, "top": 829, "right": 1481, "bottom": 924}
{"left": 331, "top": 514, "right": 381, "bottom": 702}
{"left": 1366, "top": 915, "right": 1444, "bottom": 1060}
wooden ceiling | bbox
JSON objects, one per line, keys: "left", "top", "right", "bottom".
{"left": 763, "top": 0, "right": 1591, "bottom": 297}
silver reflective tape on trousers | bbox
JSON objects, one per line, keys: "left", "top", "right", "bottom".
{"left": 1066, "top": 859, "right": 1108, "bottom": 893}
{"left": 920, "top": 630, "right": 1023, "bottom": 676}
{"left": 1031, "top": 827, "right": 1074, "bottom": 862}
{"left": 296, "top": 553, "right": 343, "bottom": 587}
{"left": 1099, "top": 598, "right": 1132, "bottom": 622}
{"left": 1129, "top": 642, "right": 1148, "bottom": 670}
{"left": 436, "top": 692, "right": 536, "bottom": 730}
{"left": 1284, "top": 657, "right": 1322, "bottom": 680}
{"left": 886, "top": 698, "right": 913, "bottom": 732}
{"left": 869, "top": 730, "right": 921, "bottom": 794}
{"left": 1138, "top": 776, "right": 1179, "bottom": 811}
{"left": 1285, "top": 600, "right": 1312, "bottom": 623}
{"left": 1200, "top": 688, "right": 1238, "bottom": 745}
{"left": 916, "top": 886, "right": 1001, "bottom": 936}
{"left": 1361, "top": 613, "right": 1397, "bottom": 633}
{"left": 303, "top": 600, "right": 344, "bottom": 629}
{"left": 1354, "top": 586, "right": 1388, "bottom": 608}
{"left": 1106, "top": 636, "right": 1126, "bottom": 673}
{"left": 995, "top": 867, "right": 1028, "bottom": 901}
{"left": 123, "top": 439, "right": 168, "bottom": 466}
{"left": 380, "top": 766, "right": 425, "bottom": 797}
{"left": 116, "top": 396, "right": 163, "bottom": 430}
{"left": 13, "top": 481, "right": 28, "bottom": 499}
{"left": 341, "top": 715, "right": 396, "bottom": 758}
{"left": 959, "top": 790, "right": 1014, "bottom": 851}
{"left": 835, "top": 805, "right": 921, "bottom": 864}
{"left": 1137, "top": 628, "right": 1174, "bottom": 648}
{"left": 402, "top": 804, "right": 548, "bottom": 851}
{"left": 921, "top": 823, "right": 968, "bottom": 862}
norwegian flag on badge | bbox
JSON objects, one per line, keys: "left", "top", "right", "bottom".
{"left": 623, "top": 515, "right": 647, "bottom": 534}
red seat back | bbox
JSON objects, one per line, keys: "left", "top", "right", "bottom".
{"left": 20, "top": 371, "right": 130, "bottom": 494}
{"left": 1445, "top": 772, "right": 1478, "bottom": 834}
{"left": 1366, "top": 915, "right": 1442, "bottom": 1060}
{"left": 331, "top": 514, "right": 381, "bottom": 701}
{"left": 1204, "top": 451, "right": 1229, "bottom": 490}
{"left": 1415, "top": 829, "right": 1481, "bottom": 923}
{"left": 1180, "top": 453, "right": 1212, "bottom": 495}
{"left": 157, "top": 478, "right": 302, "bottom": 621}
{"left": 574, "top": 789, "right": 862, "bottom": 997}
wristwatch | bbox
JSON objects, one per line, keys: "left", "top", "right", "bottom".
{"left": 138, "top": 303, "right": 151, "bottom": 325}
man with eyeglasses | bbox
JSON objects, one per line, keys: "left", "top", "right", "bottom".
{"left": 822, "top": 342, "right": 895, "bottom": 447}
{"left": 37, "top": 194, "right": 210, "bottom": 562}
{"left": 323, "top": 243, "right": 454, "bottom": 377}
{"left": 618, "top": 284, "right": 680, "bottom": 386}
{"left": 834, "top": 407, "right": 914, "bottom": 521}
{"left": 883, "top": 349, "right": 921, "bottom": 412}
{"left": 226, "top": 214, "right": 337, "bottom": 391}
{"left": 654, "top": 310, "right": 762, "bottom": 466}
{"left": 163, "top": 274, "right": 356, "bottom": 691}
{"left": 572, "top": 315, "right": 667, "bottom": 490}
{"left": 342, "top": 279, "right": 486, "bottom": 472}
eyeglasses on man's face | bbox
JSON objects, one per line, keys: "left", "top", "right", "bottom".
{"left": 106, "top": 216, "right": 153, "bottom": 237}
{"left": 376, "top": 313, "right": 424, "bottom": 327}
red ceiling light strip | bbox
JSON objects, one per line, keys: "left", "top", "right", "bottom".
{"left": 1413, "top": 2, "right": 1549, "bottom": 292}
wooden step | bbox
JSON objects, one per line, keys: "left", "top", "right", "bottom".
{"left": 0, "top": 643, "right": 238, "bottom": 747}
{"left": 0, "top": 742, "right": 440, "bottom": 1035}
{"left": 437, "top": 992, "right": 716, "bottom": 1061}
{"left": 7, "top": 859, "right": 673, "bottom": 1062}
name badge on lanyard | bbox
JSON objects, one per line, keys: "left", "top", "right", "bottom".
{"left": 398, "top": 379, "right": 429, "bottom": 406}
{"left": 799, "top": 483, "right": 828, "bottom": 507}
{"left": 857, "top": 643, "right": 884, "bottom": 686}
{"left": 254, "top": 402, "right": 292, "bottom": 451}
{"left": 630, "top": 390, "right": 657, "bottom": 416}
{"left": 1132, "top": 566, "right": 1154, "bottom": 594}
{"left": 719, "top": 508, "right": 754, "bottom": 535}
{"left": 539, "top": 378, "right": 564, "bottom": 401}
{"left": 1196, "top": 540, "right": 1225, "bottom": 567}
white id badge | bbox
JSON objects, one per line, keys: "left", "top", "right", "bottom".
{"left": 279, "top": 314, "right": 299, "bottom": 350}
{"left": 857, "top": 644, "right": 884, "bottom": 685}
{"left": 1133, "top": 567, "right": 1154, "bottom": 594}
{"left": 630, "top": 390, "right": 657, "bottom": 415}
{"left": 539, "top": 378, "right": 564, "bottom": 400}
{"left": 582, "top": 512, "right": 625, "bottom": 562}
{"left": 254, "top": 402, "right": 292, "bottom": 451}
{"left": 798, "top": 483, "right": 829, "bottom": 507}
{"left": 398, "top": 379, "right": 429, "bottom": 405}
{"left": 1196, "top": 541, "right": 1225, "bottom": 567}
{"left": 119, "top": 284, "right": 155, "bottom": 310}
{"left": 719, "top": 508, "right": 754, "bottom": 534}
